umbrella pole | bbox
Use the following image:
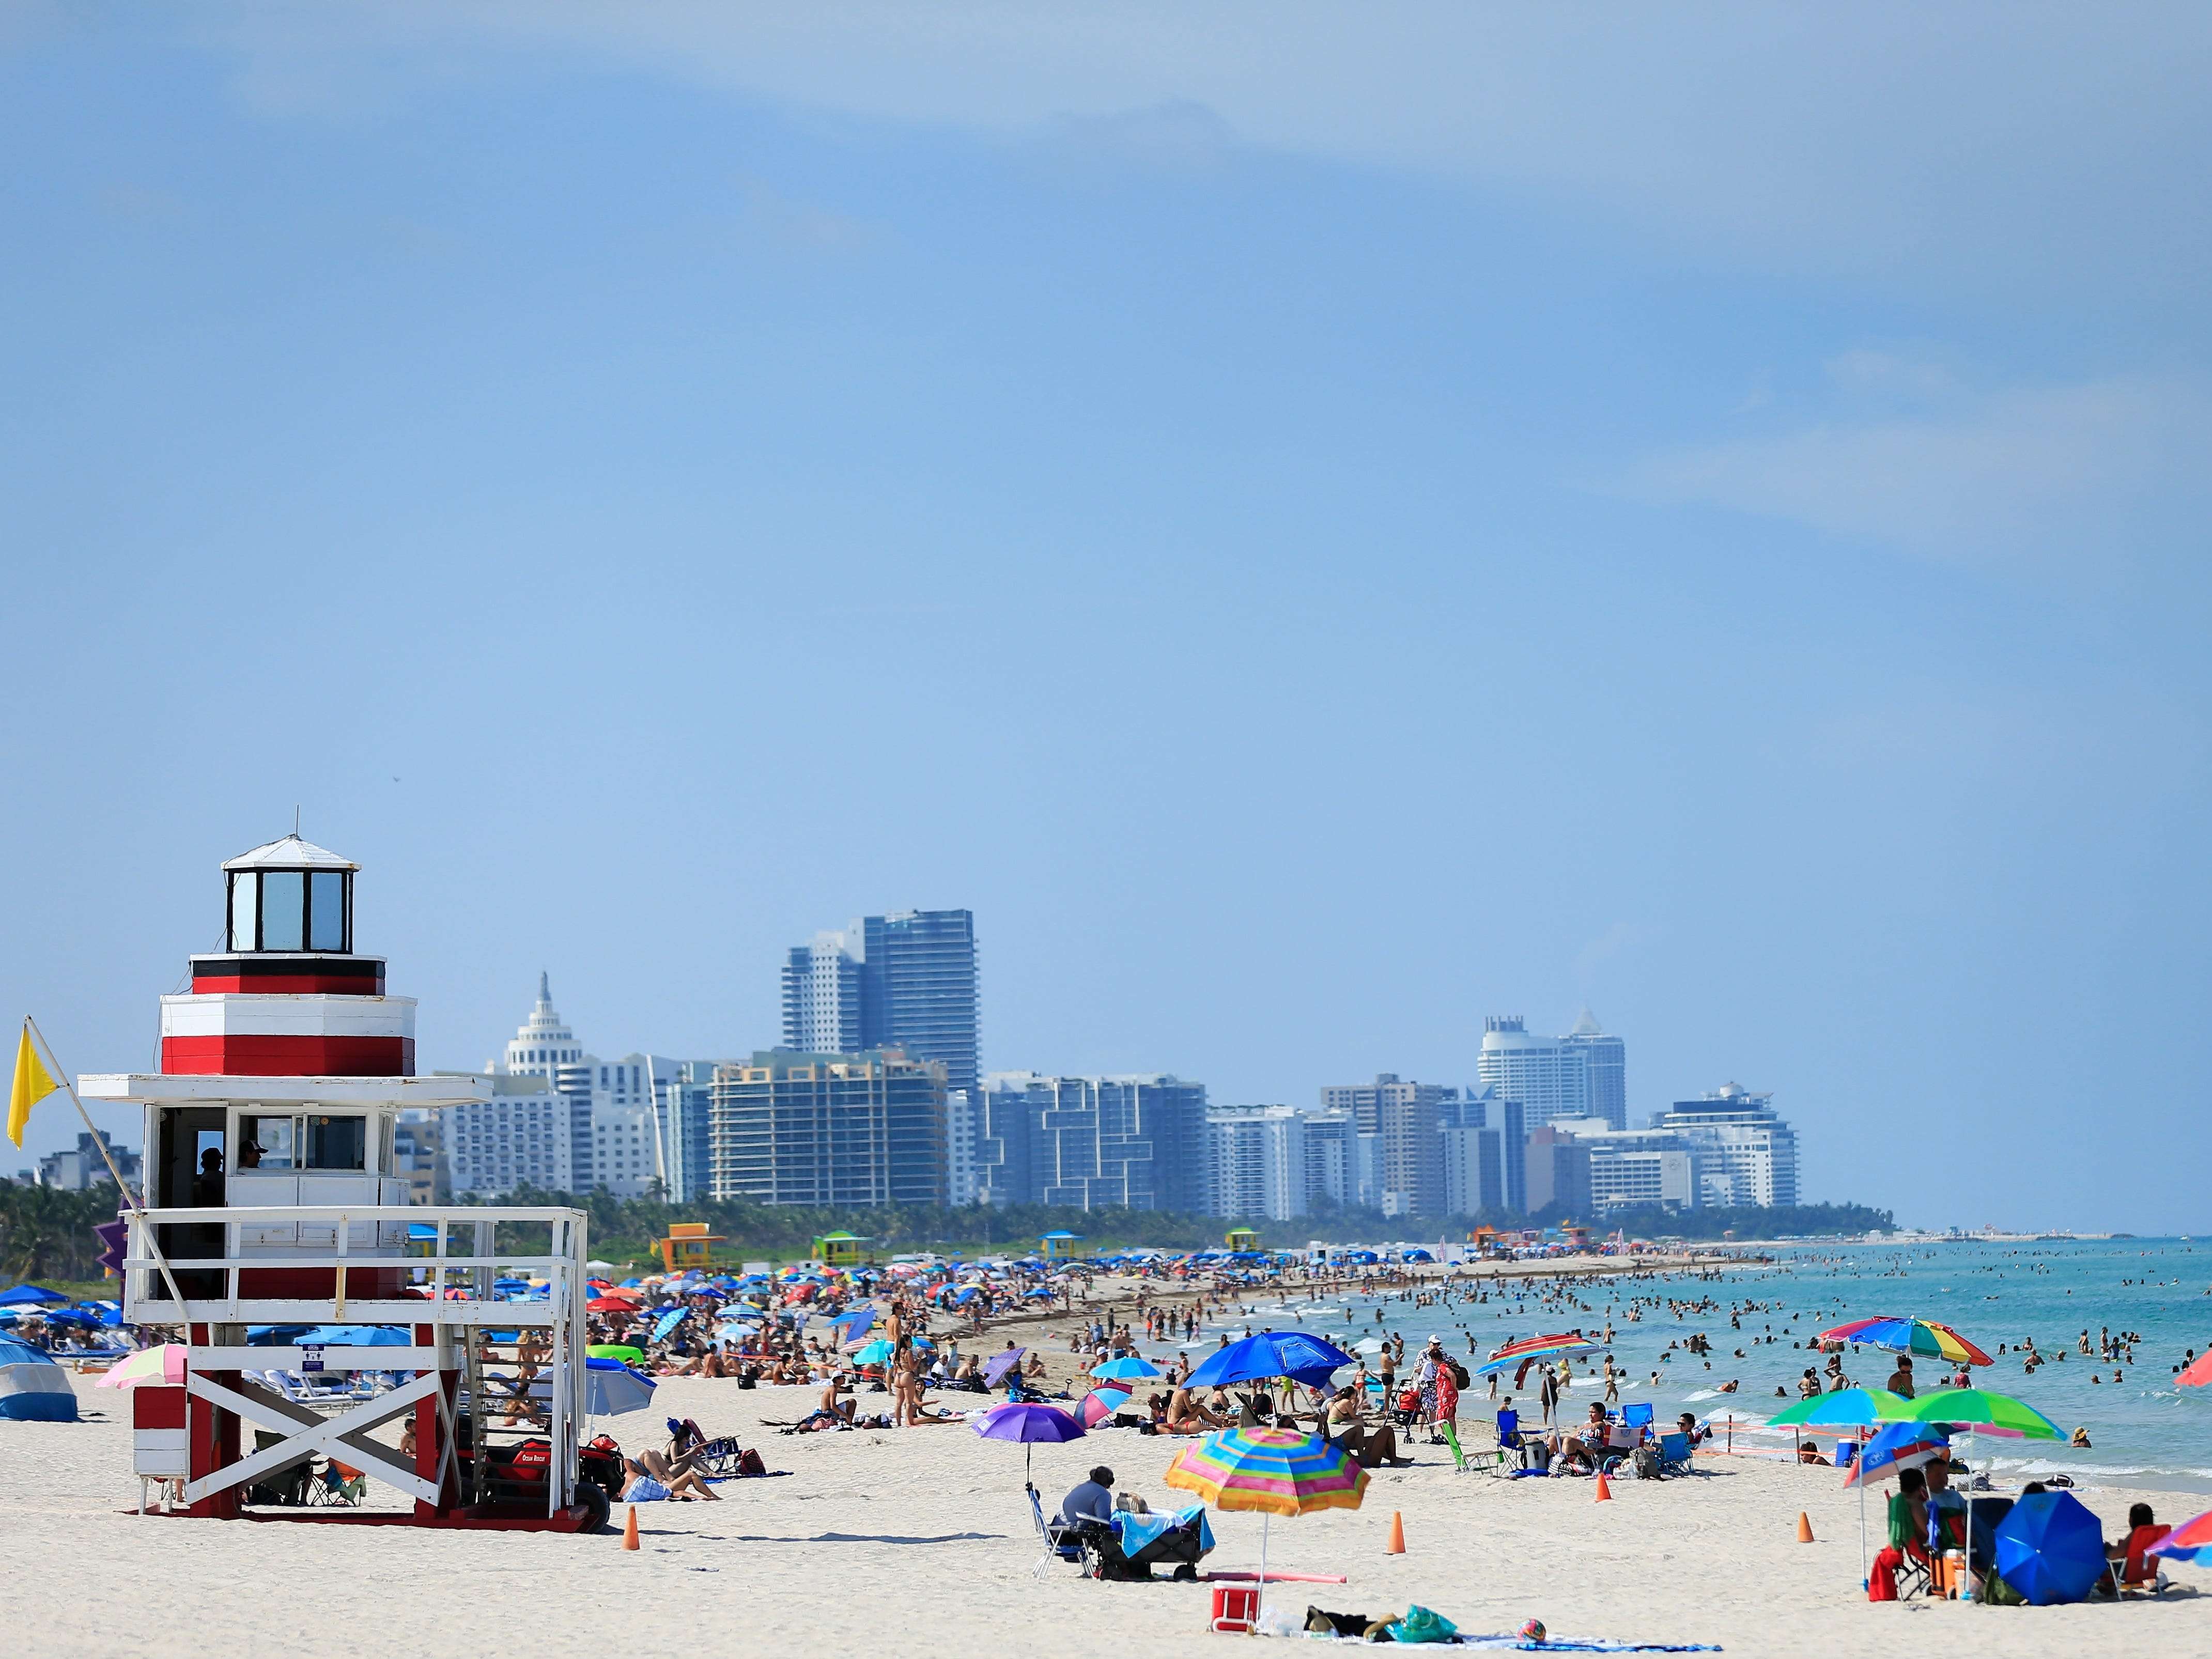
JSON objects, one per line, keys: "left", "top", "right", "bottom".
{"left": 1258, "top": 1511, "right": 1271, "bottom": 1619}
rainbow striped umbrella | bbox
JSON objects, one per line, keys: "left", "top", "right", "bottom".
{"left": 1818, "top": 1317, "right": 1992, "bottom": 1368}
{"left": 1478, "top": 1334, "right": 1601, "bottom": 1377}
{"left": 1165, "top": 1428, "right": 1366, "bottom": 1595}
{"left": 2149, "top": 1507, "right": 2212, "bottom": 1566}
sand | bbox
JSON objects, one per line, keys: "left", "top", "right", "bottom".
{"left": 5, "top": 1363, "right": 2205, "bottom": 1659}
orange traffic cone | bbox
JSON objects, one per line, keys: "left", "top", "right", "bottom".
{"left": 1796, "top": 1511, "right": 1814, "bottom": 1544}
{"left": 1594, "top": 1472, "right": 1612, "bottom": 1502}
{"left": 1386, "top": 1511, "right": 1405, "bottom": 1554}
{"left": 623, "top": 1505, "right": 641, "bottom": 1550}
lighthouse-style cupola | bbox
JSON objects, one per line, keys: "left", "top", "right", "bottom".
{"left": 224, "top": 834, "right": 354, "bottom": 956}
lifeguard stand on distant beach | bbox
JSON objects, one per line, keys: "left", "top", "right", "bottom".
{"left": 1224, "top": 1228, "right": 1260, "bottom": 1252}
{"left": 84, "top": 835, "right": 598, "bottom": 1529}
{"left": 657, "top": 1221, "right": 726, "bottom": 1275}
{"left": 811, "top": 1231, "right": 870, "bottom": 1269}
{"left": 1039, "top": 1230, "right": 1082, "bottom": 1262}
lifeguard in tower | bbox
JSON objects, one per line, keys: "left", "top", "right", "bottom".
{"left": 82, "top": 835, "right": 601, "bottom": 1529}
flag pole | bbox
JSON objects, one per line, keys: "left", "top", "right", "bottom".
{"left": 24, "top": 1016, "right": 190, "bottom": 1313}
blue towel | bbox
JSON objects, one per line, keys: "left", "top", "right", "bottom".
{"left": 1112, "top": 1505, "right": 1215, "bottom": 1555}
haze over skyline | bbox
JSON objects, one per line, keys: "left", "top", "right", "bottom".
{"left": 4, "top": 6, "right": 2208, "bottom": 1233}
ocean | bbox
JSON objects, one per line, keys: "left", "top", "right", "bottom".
{"left": 1188, "top": 1237, "right": 2212, "bottom": 1499}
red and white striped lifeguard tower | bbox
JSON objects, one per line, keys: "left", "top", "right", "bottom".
{"left": 84, "top": 834, "right": 599, "bottom": 1529}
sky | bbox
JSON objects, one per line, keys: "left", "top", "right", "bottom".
{"left": 4, "top": 4, "right": 2208, "bottom": 1232}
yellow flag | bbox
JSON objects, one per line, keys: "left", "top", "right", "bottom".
{"left": 8, "top": 1022, "right": 61, "bottom": 1148}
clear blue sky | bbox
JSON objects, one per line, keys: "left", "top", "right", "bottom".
{"left": 5, "top": 6, "right": 2208, "bottom": 1232}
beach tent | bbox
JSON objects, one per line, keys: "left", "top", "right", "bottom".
{"left": 0, "top": 1335, "right": 78, "bottom": 1421}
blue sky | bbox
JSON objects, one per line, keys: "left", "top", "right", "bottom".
{"left": 5, "top": 5, "right": 2208, "bottom": 1231}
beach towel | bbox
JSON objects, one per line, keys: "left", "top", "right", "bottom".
{"left": 1112, "top": 1503, "right": 1215, "bottom": 1556}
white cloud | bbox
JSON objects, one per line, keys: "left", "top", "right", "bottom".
{"left": 1623, "top": 372, "right": 2212, "bottom": 567}
{"left": 174, "top": 2, "right": 2212, "bottom": 292}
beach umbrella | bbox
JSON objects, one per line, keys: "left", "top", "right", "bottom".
{"left": 830, "top": 1308, "right": 876, "bottom": 1342}
{"left": 1164, "top": 1428, "right": 1367, "bottom": 1599}
{"left": 581, "top": 1356, "right": 656, "bottom": 1418}
{"left": 586, "top": 1343, "right": 644, "bottom": 1364}
{"left": 586, "top": 1297, "right": 633, "bottom": 1313}
{"left": 1075, "top": 1389, "right": 1127, "bottom": 1429}
{"left": 1818, "top": 1317, "right": 1992, "bottom": 1368}
{"left": 0, "top": 1285, "right": 68, "bottom": 1307}
{"left": 1186, "top": 1330, "right": 1357, "bottom": 1391}
{"left": 971, "top": 1401, "right": 1085, "bottom": 1484}
{"left": 1091, "top": 1355, "right": 1163, "bottom": 1382}
{"left": 983, "top": 1347, "right": 1028, "bottom": 1387}
{"left": 2148, "top": 1508, "right": 2212, "bottom": 1566}
{"left": 1842, "top": 1421, "right": 1950, "bottom": 1488}
{"left": 1993, "top": 1491, "right": 2107, "bottom": 1605}
{"left": 651, "top": 1308, "right": 686, "bottom": 1343}
{"left": 852, "top": 1339, "right": 897, "bottom": 1366}
{"left": 1351, "top": 1337, "right": 1385, "bottom": 1356}
{"left": 1898, "top": 1388, "right": 2062, "bottom": 1440}
{"left": 2177, "top": 1352, "right": 2212, "bottom": 1389}
{"left": 94, "top": 1343, "right": 188, "bottom": 1390}
{"left": 1767, "top": 1387, "right": 1915, "bottom": 1429}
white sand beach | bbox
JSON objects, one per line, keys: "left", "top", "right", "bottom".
{"left": 5, "top": 1367, "right": 2203, "bottom": 1659}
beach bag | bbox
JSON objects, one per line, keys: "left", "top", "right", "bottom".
{"left": 1632, "top": 1444, "right": 1663, "bottom": 1481}
{"left": 1447, "top": 1358, "right": 1470, "bottom": 1390}
{"left": 737, "top": 1448, "right": 766, "bottom": 1476}
{"left": 1388, "top": 1605, "right": 1459, "bottom": 1645}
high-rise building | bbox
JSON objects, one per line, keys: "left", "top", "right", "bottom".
{"left": 1549, "top": 1119, "right": 1697, "bottom": 1215}
{"left": 1317, "top": 1076, "right": 1454, "bottom": 1217}
{"left": 1437, "top": 1121, "right": 1504, "bottom": 1218}
{"left": 1205, "top": 1105, "right": 1307, "bottom": 1221}
{"left": 1524, "top": 1125, "right": 1594, "bottom": 1218}
{"left": 482, "top": 978, "right": 676, "bottom": 1198}
{"left": 1653, "top": 1084, "right": 1799, "bottom": 1208}
{"left": 1456, "top": 1086, "right": 1526, "bottom": 1214}
{"left": 707, "top": 1048, "right": 947, "bottom": 1207}
{"left": 437, "top": 1072, "right": 574, "bottom": 1197}
{"left": 781, "top": 934, "right": 863, "bottom": 1054}
{"left": 1478, "top": 1012, "right": 1628, "bottom": 1130}
{"left": 780, "top": 910, "right": 980, "bottom": 1095}
{"left": 34, "top": 1131, "right": 142, "bottom": 1192}
{"left": 1298, "top": 1109, "right": 1356, "bottom": 1213}
{"left": 973, "top": 1072, "right": 1208, "bottom": 1212}
{"left": 656, "top": 1060, "right": 721, "bottom": 1204}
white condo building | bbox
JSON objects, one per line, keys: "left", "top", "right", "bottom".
{"left": 1477, "top": 1011, "right": 1628, "bottom": 1130}
{"left": 463, "top": 976, "right": 669, "bottom": 1199}
{"left": 1654, "top": 1084, "right": 1799, "bottom": 1208}
{"left": 1205, "top": 1105, "right": 1308, "bottom": 1221}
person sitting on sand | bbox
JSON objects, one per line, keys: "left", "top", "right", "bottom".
{"left": 1676, "top": 1412, "right": 1713, "bottom": 1447}
{"left": 623, "top": 1446, "right": 718, "bottom": 1502}
{"left": 1326, "top": 1387, "right": 1405, "bottom": 1468}
{"left": 1060, "top": 1464, "right": 1115, "bottom": 1528}
{"left": 1797, "top": 1439, "right": 1830, "bottom": 1466}
{"left": 1165, "top": 1386, "right": 1230, "bottom": 1434}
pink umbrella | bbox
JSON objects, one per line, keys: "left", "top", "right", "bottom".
{"left": 94, "top": 1343, "right": 187, "bottom": 1389}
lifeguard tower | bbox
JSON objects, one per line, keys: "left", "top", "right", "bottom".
{"left": 84, "top": 835, "right": 598, "bottom": 1529}
{"left": 656, "top": 1221, "right": 726, "bottom": 1276}
{"left": 810, "top": 1231, "right": 870, "bottom": 1270}
{"left": 1039, "top": 1230, "right": 1082, "bottom": 1262}
{"left": 1223, "top": 1227, "right": 1260, "bottom": 1252}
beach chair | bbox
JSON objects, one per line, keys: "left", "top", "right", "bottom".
{"left": 1621, "top": 1402, "right": 1653, "bottom": 1433}
{"left": 1487, "top": 1408, "right": 1527, "bottom": 1478}
{"left": 1655, "top": 1432, "right": 1696, "bottom": 1477}
{"left": 305, "top": 1458, "right": 366, "bottom": 1506}
{"left": 1025, "top": 1484, "right": 1088, "bottom": 1578}
{"left": 1884, "top": 1492, "right": 1932, "bottom": 1600}
{"left": 2112, "top": 1524, "right": 2171, "bottom": 1595}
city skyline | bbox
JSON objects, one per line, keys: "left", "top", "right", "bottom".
{"left": 5, "top": 12, "right": 2205, "bottom": 1234}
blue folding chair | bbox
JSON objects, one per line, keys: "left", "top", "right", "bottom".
{"left": 1622, "top": 1402, "right": 1654, "bottom": 1431}
{"left": 1657, "top": 1431, "right": 1697, "bottom": 1477}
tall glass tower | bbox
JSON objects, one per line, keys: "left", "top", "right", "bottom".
{"left": 780, "top": 909, "right": 981, "bottom": 1097}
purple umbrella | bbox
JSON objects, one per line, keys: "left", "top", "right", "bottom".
{"left": 972, "top": 1400, "right": 1085, "bottom": 1484}
{"left": 984, "top": 1346, "right": 1028, "bottom": 1387}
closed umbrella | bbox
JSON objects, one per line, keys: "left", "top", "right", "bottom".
{"left": 1993, "top": 1491, "right": 2107, "bottom": 1605}
{"left": 1164, "top": 1427, "right": 1367, "bottom": 1604}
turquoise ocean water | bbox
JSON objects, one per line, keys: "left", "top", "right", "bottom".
{"left": 1183, "top": 1238, "right": 2212, "bottom": 1500}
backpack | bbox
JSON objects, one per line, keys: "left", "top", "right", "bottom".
{"left": 1447, "top": 1358, "right": 1471, "bottom": 1390}
{"left": 1631, "top": 1444, "right": 1663, "bottom": 1481}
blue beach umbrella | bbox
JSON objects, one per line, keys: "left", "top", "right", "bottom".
{"left": 1091, "top": 1355, "right": 1163, "bottom": 1381}
{"left": 1994, "top": 1492, "right": 2108, "bottom": 1605}
{"left": 652, "top": 1308, "right": 686, "bottom": 1343}
{"left": 581, "top": 1356, "right": 656, "bottom": 1418}
{"left": 0, "top": 1285, "right": 67, "bottom": 1307}
{"left": 1186, "top": 1330, "right": 1357, "bottom": 1391}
